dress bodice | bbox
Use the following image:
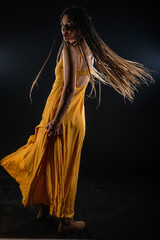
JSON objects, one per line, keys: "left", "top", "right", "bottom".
{"left": 54, "top": 44, "right": 91, "bottom": 88}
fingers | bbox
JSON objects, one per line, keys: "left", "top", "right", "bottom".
{"left": 46, "top": 125, "right": 51, "bottom": 132}
{"left": 47, "top": 131, "right": 57, "bottom": 138}
{"left": 46, "top": 121, "right": 61, "bottom": 138}
{"left": 46, "top": 126, "right": 56, "bottom": 137}
{"left": 46, "top": 122, "right": 53, "bottom": 132}
{"left": 47, "top": 128, "right": 61, "bottom": 138}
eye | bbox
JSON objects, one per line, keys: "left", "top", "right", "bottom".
{"left": 60, "top": 23, "right": 73, "bottom": 31}
{"left": 66, "top": 24, "right": 72, "bottom": 30}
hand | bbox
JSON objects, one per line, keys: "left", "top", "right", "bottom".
{"left": 46, "top": 120, "right": 61, "bottom": 137}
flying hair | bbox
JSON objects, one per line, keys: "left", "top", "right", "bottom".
{"left": 29, "top": 6, "right": 155, "bottom": 107}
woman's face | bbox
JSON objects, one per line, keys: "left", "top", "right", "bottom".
{"left": 61, "top": 14, "right": 77, "bottom": 43}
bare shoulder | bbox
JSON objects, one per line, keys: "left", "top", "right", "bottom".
{"left": 62, "top": 43, "right": 79, "bottom": 70}
{"left": 63, "top": 43, "right": 78, "bottom": 58}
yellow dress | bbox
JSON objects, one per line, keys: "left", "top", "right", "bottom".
{"left": 0, "top": 45, "right": 89, "bottom": 218}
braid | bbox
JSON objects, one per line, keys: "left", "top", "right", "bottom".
{"left": 30, "top": 6, "right": 154, "bottom": 106}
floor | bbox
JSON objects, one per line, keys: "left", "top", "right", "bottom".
{"left": 0, "top": 166, "right": 159, "bottom": 240}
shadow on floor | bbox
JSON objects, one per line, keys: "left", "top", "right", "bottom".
{"left": 0, "top": 166, "right": 160, "bottom": 239}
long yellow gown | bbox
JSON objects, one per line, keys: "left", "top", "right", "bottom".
{"left": 0, "top": 45, "right": 89, "bottom": 218}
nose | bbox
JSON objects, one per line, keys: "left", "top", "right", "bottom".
{"left": 62, "top": 25, "right": 67, "bottom": 33}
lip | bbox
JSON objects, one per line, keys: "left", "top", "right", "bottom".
{"left": 63, "top": 34, "right": 68, "bottom": 38}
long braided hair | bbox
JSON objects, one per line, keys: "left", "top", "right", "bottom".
{"left": 30, "top": 6, "right": 154, "bottom": 106}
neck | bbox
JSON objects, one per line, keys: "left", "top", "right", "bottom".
{"left": 67, "top": 38, "right": 83, "bottom": 46}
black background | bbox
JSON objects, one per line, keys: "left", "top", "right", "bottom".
{"left": 0, "top": 0, "right": 159, "bottom": 177}
{"left": 0, "top": 0, "right": 160, "bottom": 239}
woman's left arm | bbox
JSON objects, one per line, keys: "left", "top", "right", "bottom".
{"left": 46, "top": 44, "right": 77, "bottom": 137}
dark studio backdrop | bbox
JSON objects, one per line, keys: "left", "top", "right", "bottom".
{"left": 0, "top": 0, "right": 160, "bottom": 178}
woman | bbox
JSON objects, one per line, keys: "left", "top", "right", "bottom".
{"left": 0, "top": 6, "right": 154, "bottom": 234}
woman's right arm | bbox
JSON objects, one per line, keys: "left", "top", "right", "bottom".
{"left": 46, "top": 44, "right": 77, "bottom": 137}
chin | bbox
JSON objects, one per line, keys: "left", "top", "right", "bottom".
{"left": 64, "top": 36, "right": 75, "bottom": 42}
